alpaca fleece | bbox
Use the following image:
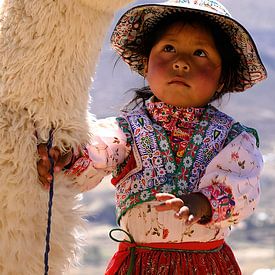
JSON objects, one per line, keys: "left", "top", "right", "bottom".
{"left": 0, "top": 0, "right": 133, "bottom": 274}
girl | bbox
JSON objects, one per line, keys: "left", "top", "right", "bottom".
{"left": 38, "top": 0, "right": 267, "bottom": 274}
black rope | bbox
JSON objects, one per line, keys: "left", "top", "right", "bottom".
{"left": 109, "top": 228, "right": 136, "bottom": 275}
{"left": 44, "top": 128, "right": 55, "bottom": 275}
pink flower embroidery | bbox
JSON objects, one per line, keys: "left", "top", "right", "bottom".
{"left": 242, "top": 133, "right": 250, "bottom": 141}
{"left": 231, "top": 151, "right": 239, "bottom": 161}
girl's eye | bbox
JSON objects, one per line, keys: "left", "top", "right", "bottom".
{"left": 163, "top": 45, "right": 176, "bottom": 52}
{"left": 194, "top": 49, "right": 207, "bottom": 57}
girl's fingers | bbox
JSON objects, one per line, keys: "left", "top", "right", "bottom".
{"left": 38, "top": 144, "right": 61, "bottom": 163}
{"left": 154, "top": 193, "right": 203, "bottom": 225}
{"left": 185, "top": 214, "right": 195, "bottom": 225}
{"left": 174, "top": 205, "right": 190, "bottom": 219}
{"left": 155, "top": 197, "right": 184, "bottom": 212}
{"left": 155, "top": 193, "right": 176, "bottom": 201}
{"left": 38, "top": 176, "right": 50, "bottom": 190}
{"left": 185, "top": 214, "right": 201, "bottom": 226}
{"left": 55, "top": 150, "right": 73, "bottom": 172}
{"left": 37, "top": 158, "right": 51, "bottom": 189}
{"left": 37, "top": 144, "right": 48, "bottom": 160}
{"left": 175, "top": 211, "right": 201, "bottom": 226}
{"left": 37, "top": 144, "right": 72, "bottom": 190}
{"left": 49, "top": 147, "right": 61, "bottom": 164}
{"left": 37, "top": 159, "right": 51, "bottom": 178}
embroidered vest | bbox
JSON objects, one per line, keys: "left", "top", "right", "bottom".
{"left": 114, "top": 105, "right": 235, "bottom": 223}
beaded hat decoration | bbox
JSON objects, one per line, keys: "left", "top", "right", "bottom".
{"left": 111, "top": 0, "right": 267, "bottom": 92}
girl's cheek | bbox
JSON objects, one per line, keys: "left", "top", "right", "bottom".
{"left": 196, "top": 63, "right": 221, "bottom": 80}
{"left": 155, "top": 57, "right": 172, "bottom": 73}
{"left": 148, "top": 59, "right": 166, "bottom": 75}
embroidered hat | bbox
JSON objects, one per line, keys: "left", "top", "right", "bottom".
{"left": 111, "top": 0, "right": 267, "bottom": 92}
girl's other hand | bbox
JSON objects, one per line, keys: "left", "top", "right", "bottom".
{"left": 155, "top": 192, "right": 212, "bottom": 225}
{"left": 37, "top": 144, "right": 73, "bottom": 189}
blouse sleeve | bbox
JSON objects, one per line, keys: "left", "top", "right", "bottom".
{"left": 198, "top": 131, "right": 263, "bottom": 228}
{"left": 65, "top": 117, "right": 131, "bottom": 192}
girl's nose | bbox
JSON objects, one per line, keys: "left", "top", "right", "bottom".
{"left": 173, "top": 60, "right": 190, "bottom": 72}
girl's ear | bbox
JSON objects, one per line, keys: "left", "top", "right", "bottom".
{"left": 143, "top": 58, "right": 148, "bottom": 76}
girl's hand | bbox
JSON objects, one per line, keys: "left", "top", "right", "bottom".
{"left": 37, "top": 144, "right": 73, "bottom": 189}
{"left": 155, "top": 193, "right": 212, "bottom": 225}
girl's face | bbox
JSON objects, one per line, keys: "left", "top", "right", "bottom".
{"left": 144, "top": 22, "right": 222, "bottom": 107}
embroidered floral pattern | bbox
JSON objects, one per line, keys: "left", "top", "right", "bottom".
{"left": 147, "top": 101, "right": 204, "bottom": 165}
{"left": 114, "top": 104, "right": 235, "bottom": 222}
{"left": 152, "top": 105, "right": 235, "bottom": 194}
{"left": 65, "top": 147, "right": 90, "bottom": 176}
{"left": 201, "top": 182, "right": 236, "bottom": 223}
{"left": 110, "top": 118, "right": 131, "bottom": 178}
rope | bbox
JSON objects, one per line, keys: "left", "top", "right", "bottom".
{"left": 109, "top": 228, "right": 136, "bottom": 275}
{"left": 44, "top": 128, "right": 55, "bottom": 275}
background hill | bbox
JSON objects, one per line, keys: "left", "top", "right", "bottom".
{"left": 69, "top": 1, "right": 275, "bottom": 274}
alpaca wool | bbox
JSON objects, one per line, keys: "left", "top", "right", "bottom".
{"left": 0, "top": 0, "right": 133, "bottom": 274}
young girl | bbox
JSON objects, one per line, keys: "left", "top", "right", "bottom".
{"left": 38, "top": 0, "right": 267, "bottom": 274}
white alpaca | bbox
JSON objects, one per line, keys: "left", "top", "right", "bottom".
{"left": 0, "top": 0, "right": 133, "bottom": 274}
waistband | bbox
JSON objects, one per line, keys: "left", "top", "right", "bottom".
{"left": 121, "top": 239, "right": 224, "bottom": 252}
{"left": 105, "top": 228, "right": 225, "bottom": 275}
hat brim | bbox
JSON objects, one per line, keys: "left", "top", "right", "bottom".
{"left": 111, "top": 3, "right": 267, "bottom": 92}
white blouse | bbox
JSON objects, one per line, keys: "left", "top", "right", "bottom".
{"left": 66, "top": 117, "right": 263, "bottom": 243}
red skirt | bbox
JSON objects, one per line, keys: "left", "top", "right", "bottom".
{"left": 105, "top": 240, "right": 241, "bottom": 275}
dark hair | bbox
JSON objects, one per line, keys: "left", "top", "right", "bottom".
{"left": 124, "top": 12, "right": 240, "bottom": 110}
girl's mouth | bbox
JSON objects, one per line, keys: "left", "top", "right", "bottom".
{"left": 168, "top": 78, "right": 190, "bottom": 87}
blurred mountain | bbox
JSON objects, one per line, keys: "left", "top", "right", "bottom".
{"left": 71, "top": 1, "right": 275, "bottom": 274}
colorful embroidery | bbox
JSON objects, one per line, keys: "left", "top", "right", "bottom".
{"left": 65, "top": 147, "right": 90, "bottom": 176}
{"left": 147, "top": 102, "right": 205, "bottom": 164}
{"left": 200, "top": 182, "right": 237, "bottom": 223}
{"left": 224, "top": 122, "right": 259, "bottom": 148}
{"left": 114, "top": 105, "right": 235, "bottom": 222}
{"left": 112, "top": 117, "right": 134, "bottom": 179}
